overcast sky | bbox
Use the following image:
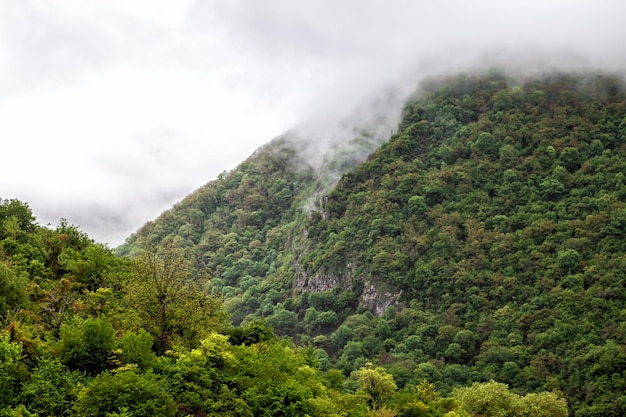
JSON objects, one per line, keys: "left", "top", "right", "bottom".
{"left": 1, "top": 0, "right": 625, "bottom": 246}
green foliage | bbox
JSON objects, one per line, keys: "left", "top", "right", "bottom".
{"left": 0, "top": 199, "right": 36, "bottom": 240}
{"left": 18, "top": 358, "right": 80, "bottom": 416}
{"left": 352, "top": 364, "right": 398, "bottom": 408}
{"left": 61, "top": 243, "right": 121, "bottom": 290}
{"left": 0, "top": 262, "right": 28, "bottom": 317}
{"left": 118, "top": 329, "right": 156, "bottom": 369}
{"left": 0, "top": 405, "right": 37, "bottom": 417}
{"left": 453, "top": 380, "right": 567, "bottom": 417}
{"left": 0, "top": 333, "right": 23, "bottom": 408}
{"left": 73, "top": 369, "right": 176, "bottom": 417}
{"left": 58, "top": 316, "right": 115, "bottom": 375}
{"left": 228, "top": 319, "right": 275, "bottom": 345}
{"left": 265, "top": 304, "right": 300, "bottom": 336}
{"left": 281, "top": 72, "right": 626, "bottom": 413}
{"left": 234, "top": 339, "right": 322, "bottom": 416}
{"left": 124, "top": 242, "right": 224, "bottom": 354}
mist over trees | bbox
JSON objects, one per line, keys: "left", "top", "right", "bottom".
{"left": 2, "top": 70, "right": 626, "bottom": 415}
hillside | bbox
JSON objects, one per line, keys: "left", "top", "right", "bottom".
{"left": 300, "top": 72, "right": 626, "bottom": 414}
{"left": 118, "top": 71, "right": 626, "bottom": 416}
{"left": 4, "top": 199, "right": 571, "bottom": 417}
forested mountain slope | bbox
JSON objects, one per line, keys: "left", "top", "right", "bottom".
{"left": 119, "top": 71, "right": 626, "bottom": 416}
{"left": 5, "top": 200, "right": 558, "bottom": 416}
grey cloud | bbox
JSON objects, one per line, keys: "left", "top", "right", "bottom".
{"left": 33, "top": 188, "right": 190, "bottom": 247}
{"left": 200, "top": 0, "right": 626, "bottom": 211}
{"left": 190, "top": 1, "right": 626, "bottom": 69}
{"left": 186, "top": 0, "right": 626, "bottom": 127}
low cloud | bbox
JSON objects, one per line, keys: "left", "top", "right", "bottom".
{"left": 0, "top": 0, "right": 624, "bottom": 245}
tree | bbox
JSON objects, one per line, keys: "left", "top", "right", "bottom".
{"left": 352, "top": 363, "right": 397, "bottom": 409}
{"left": 124, "top": 242, "right": 223, "bottom": 355}
{"left": 0, "top": 199, "right": 36, "bottom": 240}
{"left": 39, "top": 279, "right": 75, "bottom": 338}
{"left": 556, "top": 249, "right": 581, "bottom": 274}
{"left": 452, "top": 329, "right": 480, "bottom": 363}
{"left": 62, "top": 243, "right": 122, "bottom": 290}
{"left": 266, "top": 304, "right": 299, "bottom": 336}
{"left": 331, "top": 325, "right": 354, "bottom": 350}
{"left": 453, "top": 380, "right": 567, "bottom": 417}
{"left": 234, "top": 338, "right": 328, "bottom": 417}
{"left": 474, "top": 132, "right": 498, "bottom": 157}
{"left": 444, "top": 342, "right": 464, "bottom": 363}
{"left": 228, "top": 319, "right": 275, "bottom": 346}
{"left": 58, "top": 316, "right": 115, "bottom": 375}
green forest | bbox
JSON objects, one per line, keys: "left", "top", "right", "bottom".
{"left": 2, "top": 71, "right": 626, "bottom": 416}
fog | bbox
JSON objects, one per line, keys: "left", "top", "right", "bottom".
{"left": 0, "top": 0, "right": 624, "bottom": 246}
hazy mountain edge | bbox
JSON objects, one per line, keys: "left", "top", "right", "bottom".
{"left": 115, "top": 85, "right": 409, "bottom": 258}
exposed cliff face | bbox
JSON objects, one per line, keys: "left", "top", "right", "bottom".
{"left": 360, "top": 281, "right": 402, "bottom": 317}
{"left": 293, "top": 250, "right": 402, "bottom": 316}
{"left": 294, "top": 273, "right": 402, "bottom": 317}
{"left": 294, "top": 269, "right": 347, "bottom": 293}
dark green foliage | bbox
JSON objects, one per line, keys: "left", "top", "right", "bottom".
{"left": 59, "top": 316, "right": 115, "bottom": 375}
{"left": 18, "top": 358, "right": 80, "bottom": 416}
{"left": 116, "top": 138, "right": 317, "bottom": 331}
{"left": 293, "top": 72, "right": 625, "bottom": 413}
{"left": 228, "top": 319, "right": 275, "bottom": 345}
{"left": 0, "top": 262, "right": 28, "bottom": 317}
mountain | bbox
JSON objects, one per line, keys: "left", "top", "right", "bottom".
{"left": 118, "top": 70, "right": 626, "bottom": 415}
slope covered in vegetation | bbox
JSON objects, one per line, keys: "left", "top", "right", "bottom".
{"left": 118, "top": 71, "right": 626, "bottom": 416}
{"left": 300, "top": 72, "right": 626, "bottom": 415}
{"left": 0, "top": 199, "right": 570, "bottom": 416}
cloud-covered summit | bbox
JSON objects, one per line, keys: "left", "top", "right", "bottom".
{"left": 0, "top": 0, "right": 624, "bottom": 245}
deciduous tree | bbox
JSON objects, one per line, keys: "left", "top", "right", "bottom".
{"left": 124, "top": 242, "right": 223, "bottom": 354}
